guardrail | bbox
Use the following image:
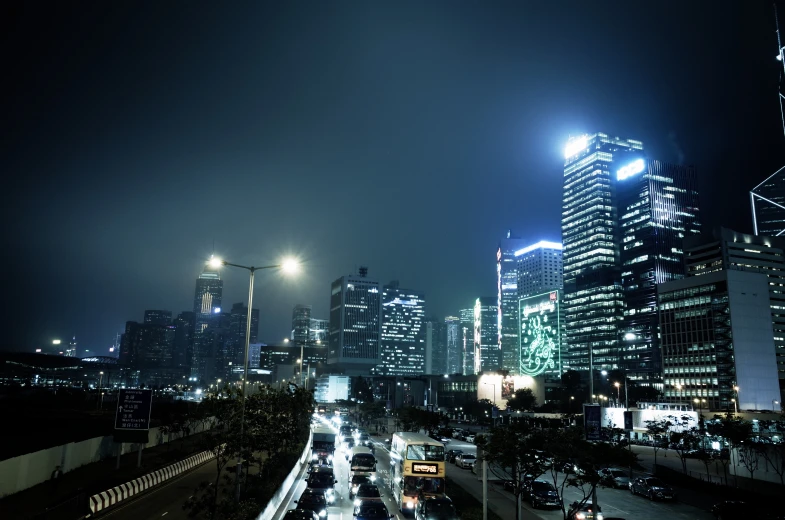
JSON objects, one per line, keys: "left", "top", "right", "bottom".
{"left": 87, "top": 450, "right": 215, "bottom": 515}
{"left": 256, "top": 430, "right": 313, "bottom": 520}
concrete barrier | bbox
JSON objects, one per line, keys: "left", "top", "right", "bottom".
{"left": 0, "top": 420, "right": 213, "bottom": 498}
{"left": 256, "top": 431, "right": 313, "bottom": 520}
{"left": 88, "top": 449, "right": 214, "bottom": 514}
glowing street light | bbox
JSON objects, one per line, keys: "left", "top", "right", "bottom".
{"left": 206, "top": 254, "right": 302, "bottom": 501}
{"left": 52, "top": 339, "right": 62, "bottom": 345}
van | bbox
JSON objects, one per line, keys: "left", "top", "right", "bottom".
{"left": 348, "top": 446, "right": 377, "bottom": 480}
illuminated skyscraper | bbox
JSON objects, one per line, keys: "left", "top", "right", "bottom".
{"left": 474, "top": 297, "right": 500, "bottom": 372}
{"left": 380, "top": 282, "right": 426, "bottom": 375}
{"left": 144, "top": 310, "right": 172, "bottom": 326}
{"left": 562, "top": 133, "right": 642, "bottom": 374}
{"left": 750, "top": 166, "right": 785, "bottom": 237}
{"left": 498, "top": 231, "right": 526, "bottom": 374}
{"left": 516, "top": 241, "right": 563, "bottom": 299}
{"left": 327, "top": 267, "right": 382, "bottom": 375}
{"left": 615, "top": 152, "right": 701, "bottom": 378}
{"left": 459, "top": 308, "right": 474, "bottom": 375}
{"left": 292, "top": 304, "right": 312, "bottom": 345}
{"left": 192, "top": 264, "right": 223, "bottom": 379}
{"left": 445, "top": 316, "right": 462, "bottom": 374}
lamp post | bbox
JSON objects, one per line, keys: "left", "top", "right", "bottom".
{"left": 483, "top": 382, "right": 496, "bottom": 427}
{"left": 208, "top": 255, "right": 300, "bottom": 502}
{"left": 731, "top": 398, "right": 737, "bottom": 415}
{"left": 614, "top": 382, "right": 621, "bottom": 408}
{"left": 98, "top": 371, "right": 104, "bottom": 410}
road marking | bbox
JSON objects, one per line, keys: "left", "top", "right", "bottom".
{"left": 161, "top": 513, "right": 168, "bottom": 517}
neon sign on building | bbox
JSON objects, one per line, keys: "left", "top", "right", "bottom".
{"left": 617, "top": 158, "right": 646, "bottom": 180}
{"left": 518, "top": 291, "right": 561, "bottom": 377}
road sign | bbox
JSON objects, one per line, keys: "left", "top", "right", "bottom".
{"left": 114, "top": 389, "right": 153, "bottom": 431}
{"left": 623, "top": 411, "right": 634, "bottom": 431}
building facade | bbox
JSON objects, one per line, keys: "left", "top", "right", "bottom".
{"left": 498, "top": 232, "right": 526, "bottom": 375}
{"left": 459, "top": 308, "right": 475, "bottom": 375}
{"left": 292, "top": 304, "right": 312, "bottom": 345}
{"left": 516, "top": 241, "right": 564, "bottom": 299}
{"left": 615, "top": 152, "right": 701, "bottom": 379}
{"left": 192, "top": 265, "right": 223, "bottom": 379}
{"left": 426, "top": 318, "right": 447, "bottom": 375}
{"left": 562, "top": 132, "right": 643, "bottom": 375}
{"left": 750, "top": 166, "right": 785, "bottom": 237}
{"left": 474, "top": 297, "right": 500, "bottom": 373}
{"left": 379, "top": 282, "right": 426, "bottom": 376}
{"left": 518, "top": 290, "right": 563, "bottom": 377}
{"left": 659, "top": 270, "right": 781, "bottom": 412}
{"left": 684, "top": 227, "right": 785, "bottom": 402}
{"left": 144, "top": 310, "right": 172, "bottom": 326}
{"left": 445, "top": 316, "right": 462, "bottom": 375}
{"left": 309, "top": 318, "right": 329, "bottom": 343}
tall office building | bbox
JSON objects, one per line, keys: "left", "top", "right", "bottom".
{"left": 474, "top": 297, "right": 500, "bottom": 372}
{"left": 379, "top": 282, "right": 426, "bottom": 375}
{"left": 172, "top": 311, "right": 194, "bottom": 374}
{"left": 750, "top": 167, "right": 785, "bottom": 237}
{"left": 498, "top": 231, "right": 526, "bottom": 374}
{"left": 684, "top": 227, "right": 785, "bottom": 401}
{"left": 562, "top": 132, "right": 643, "bottom": 374}
{"left": 459, "top": 308, "right": 475, "bottom": 375}
{"left": 192, "top": 264, "right": 223, "bottom": 379}
{"left": 292, "top": 304, "right": 312, "bottom": 345}
{"left": 144, "top": 310, "right": 172, "bottom": 326}
{"left": 516, "top": 241, "right": 564, "bottom": 298}
{"left": 309, "top": 318, "right": 329, "bottom": 343}
{"left": 227, "top": 302, "right": 259, "bottom": 374}
{"left": 119, "top": 320, "right": 176, "bottom": 385}
{"left": 659, "top": 270, "right": 781, "bottom": 412}
{"left": 615, "top": 152, "right": 701, "bottom": 378}
{"left": 425, "top": 318, "right": 447, "bottom": 375}
{"left": 445, "top": 316, "right": 462, "bottom": 374}
{"left": 327, "top": 267, "right": 382, "bottom": 375}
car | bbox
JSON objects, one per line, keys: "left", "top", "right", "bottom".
{"left": 599, "top": 468, "right": 631, "bottom": 489}
{"left": 349, "top": 475, "right": 373, "bottom": 498}
{"left": 305, "top": 467, "right": 337, "bottom": 504}
{"left": 629, "top": 476, "right": 675, "bottom": 501}
{"left": 294, "top": 488, "right": 328, "bottom": 518}
{"left": 353, "top": 500, "right": 393, "bottom": 520}
{"left": 456, "top": 453, "right": 476, "bottom": 469}
{"left": 465, "top": 435, "right": 476, "bottom": 444}
{"left": 283, "top": 510, "right": 319, "bottom": 520}
{"left": 524, "top": 480, "right": 562, "bottom": 509}
{"left": 445, "top": 449, "right": 463, "bottom": 462}
{"left": 569, "top": 502, "right": 603, "bottom": 520}
{"left": 414, "top": 496, "right": 460, "bottom": 520}
{"left": 353, "top": 483, "right": 383, "bottom": 505}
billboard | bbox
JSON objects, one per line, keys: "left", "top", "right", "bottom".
{"left": 501, "top": 377, "right": 514, "bottom": 399}
{"left": 518, "top": 291, "right": 561, "bottom": 377}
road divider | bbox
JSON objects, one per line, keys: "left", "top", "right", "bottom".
{"left": 256, "top": 431, "right": 312, "bottom": 520}
{"left": 87, "top": 450, "right": 215, "bottom": 515}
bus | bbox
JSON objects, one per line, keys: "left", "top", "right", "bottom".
{"left": 348, "top": 446, "right": 377, "bottom": 480}
{"left": 389, "top": 432, "right": 446, "bottom": 513}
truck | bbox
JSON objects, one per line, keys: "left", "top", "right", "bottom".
{"left": 312, "top": 425, "right": 337, "bottom": 462}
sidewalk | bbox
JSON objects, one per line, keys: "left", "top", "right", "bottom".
{"left": 0, "top": 432, "right": 207, "bottom": 519}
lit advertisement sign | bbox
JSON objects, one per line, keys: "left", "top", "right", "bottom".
{"left": 617, "top": 158, "right": 645, "bottom": 180}
{"left": 501, "top": 377, "right": 514, "bottom": 399}
{"left": 411, "top": 463, "right": 439, "bottom": 475}
{"left": 518, "top": 291, "right": 561, "bottom": 377}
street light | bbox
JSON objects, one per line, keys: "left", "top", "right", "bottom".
{"left": 614, "top": 382, "right": 621, "bottom": 407}
{"left": 731, "top": 398, "right": 738, "bottom": 415}
{"left": 98, "top": 371, "right": 104, "bottom": 410}
{"left": 208, "top": 254, "right": 301, "bottom": 501}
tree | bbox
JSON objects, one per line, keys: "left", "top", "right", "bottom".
{"left": 477, "top": 422, "right": 548, "bottom": 520}
{"left": 506, "top": 388, "right": 537, "bottom": 412}
{"left": 462, "top": 399, "right": 493, "bottom": 423}
{"left": 352, "top": 377, "right": 374, "bottom": 402}
{"left": 643, "top": 418, "right": 672, "bottom": 467}
{"left": 665, "top": 414, "right": 701, "bottom": 473}
{"left": 707, "top": 413, "right": 753, "bottom": 484}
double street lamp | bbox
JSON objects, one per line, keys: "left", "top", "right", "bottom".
{"left": 208, "top": 255, "right": 300, "bottom": 501}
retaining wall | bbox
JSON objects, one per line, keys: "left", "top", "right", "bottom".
{"left": 256, "top": 431, "right": 313, "bottom": 520}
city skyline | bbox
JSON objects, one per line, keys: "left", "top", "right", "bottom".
{"left": 5, "top": 2, "right": 784, "bottom": 351}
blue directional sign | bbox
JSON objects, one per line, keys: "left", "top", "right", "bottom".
{"left": 114, "top": 389, "right": 153, "bottom": 431}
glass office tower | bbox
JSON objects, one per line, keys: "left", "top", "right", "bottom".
{"left": 498, "top": 231, "right": 526, "bottom": 374}
{"left": 562, "top": 133, "right": 642, "bottom": 373}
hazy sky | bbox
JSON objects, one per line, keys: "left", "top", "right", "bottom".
{"left": 4, "top": 1, "right": 784, "bottom": 353}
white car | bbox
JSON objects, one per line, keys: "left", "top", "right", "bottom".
{"left": 466, "top": 435, "right": 476, "bottom": 444}
{"left": 456, "top": 453, "right": 476, "bottom": 469}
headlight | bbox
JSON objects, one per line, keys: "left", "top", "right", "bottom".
{"left": 596, "top": 514, "right": 603, "bottom": 520}
{"left": 576, "top": 514, "right": 585, "bottom": 520}
{"left": 319, "top": 510, "right": 327, "bottom": 518}
{"left": 354, "top": 499, "right": 361, "bottom": 506}
{"left": 369, "top": 475, "right": 376, "bottom": 482}
{"left": 406, "top": 501, "right": 414, "bottom": 509}
{"left": 352, "top": 486, "right": 358, "bottom": 493}
{"left": 327, "top": 455, "right": 333, "bottom": 461}
{"left": 312, "top": 454, "right": 318, "bottom": 460}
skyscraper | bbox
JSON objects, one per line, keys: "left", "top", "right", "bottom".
{"left": 292, "top": 304, "right": 312, "bottom": 345}
{"left": 616, "top": 152, "right": 701, "bottom": 378}
{"left": 425, "top": 317, "right": 447, "bottom": 375}
{"left": 516, "top": 241, "right": 563, "bottom": 298}
{"left": 474, "top": 297, "right": 500, "bottom": 372}
{"left": 327, "top": 267, "right": 382, "bottom": 375}
{"left": 459, "top": 308, "right": 475, "bottom": 375}
{"left": 309, "top": 318, "right": 329, "bottom": 343}
{"left": 379, "top": 282, "right": 426, "bottom": 375}
{"left": 498, "top": 231, "right": 526, "bottom": 374}
{"left": 144, "top": 310, "right": 172, "bottom": 326}
{"left": 444, "top": 316, "right": 462, "bottom": 374}
{"left": 227, "top": 302, "right": 259, "bottom": 376}
{"left": 193, "top": 264, "right": 223, "bottom": 379}
{"left": 684, "top": 227, "right": 785, "bottom": 401}
{"left": 750, "top": 166, "right": 785, "bottom": 236}
{"left": 172, "top": 311, "right": 194, "bottom": 375}
{"left": 562, "top": 132, "right": 643, "bottom": 374}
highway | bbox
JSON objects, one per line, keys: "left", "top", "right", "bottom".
{"left": 273, "top": 433, "right": 402, "bottom": 520}
{"left": 98, "top": 458, "right": 216, "bottom": 520}
{"left": 443, "top": 438, "right": 715, "bottom": 520}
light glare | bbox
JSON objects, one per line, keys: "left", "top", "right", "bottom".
{"left": 617, "top": 158, "right": 645, "bottom": 180}
{"left": 564, "top": 135, "right": 589, "bottom": 158}
{"left": 281, "top": 257, "right": 300, "bottom": 274}
{"left": 208, "top": 256, "right": 223, "bottom": 269}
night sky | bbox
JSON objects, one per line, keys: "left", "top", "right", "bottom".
{"left": 3, "top": 1, "right": 784, "bottom": 353}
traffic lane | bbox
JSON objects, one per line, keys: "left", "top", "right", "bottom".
{"left": 445, "top": 459, "right": 714, "bottom": 520}
{"left": 277, "top": 445, "right": 401, "bottom": 520}
{"left": 101, "top": 459, "right": 216, "bottom": 520}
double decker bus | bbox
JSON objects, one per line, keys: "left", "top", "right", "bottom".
{"left": 389, "top": 432, "right": 446, "bottom": 513}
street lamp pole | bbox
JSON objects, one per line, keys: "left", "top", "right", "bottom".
{"left": 209, "top": 256, "right": 300, "bottom": 503}
{"left": 98, "top": 371, "right": 104, "bottom": 410}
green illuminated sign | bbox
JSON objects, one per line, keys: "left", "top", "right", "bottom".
{"left": 519, "top": 291, "right": 561, "bottom": 377}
